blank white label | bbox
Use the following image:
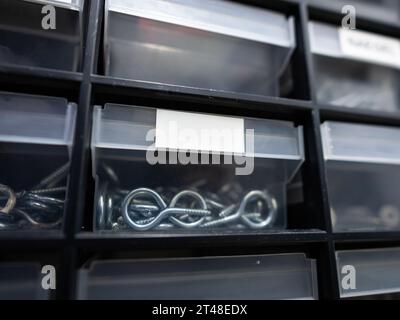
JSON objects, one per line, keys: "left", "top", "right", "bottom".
{"left": 339, "top": 28, "right": 400, "bottom": 69}
{"left": 155, "top": 109, "right": 244, "bottom": 154}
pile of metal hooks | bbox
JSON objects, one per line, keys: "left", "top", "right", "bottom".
{"left": 97, "top": 186, "right": 278, "bottom": 231}
{"left": 0, "top": 163, "right": 69, "bottom": 230}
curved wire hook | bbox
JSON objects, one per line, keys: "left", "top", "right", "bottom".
{"left": 169, "top": 190, "right": 208, "bottom": 228}
{"left": 0, "top": 184, "right": 16, "bottom": 214}
{"left": 121, "top": 188, "right": 168, "bottom": 230}
{"left": 239, "top": 190, "right": 278, "bottom": 229}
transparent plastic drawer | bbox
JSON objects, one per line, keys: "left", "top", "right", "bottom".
{"left": 0, "top": 0, "right": 84, "bottom": 71}
{"left": 307, "top": 0, "right": 400, "bottom": 26}
{"left": 104, "top": 0, "right": 296, "bottom": 97}
{"left": 0, "top": 91, "right": 76, "bottom": 231}
{"left": 0, "top": 263, "right": 49, "bottom": 300}
{"left": 336, "top": 248, "right": 400, "bottom": 298}
{"left": 321, "top": 121, "right": 400, "bottom": 232}
{"left": 77, "top": 253, "right": 318, "bottom": 300}
{"left": 309, "top": 21, "right": 400, "bottom": 112}
{"left": 91, "top": 104, "right": 304, "bottom": 233}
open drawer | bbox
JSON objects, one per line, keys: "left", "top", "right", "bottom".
{"left": 0, "top": 0, "right": 84, "bottom": 71}
{"left": 77, "top": 253, "right": 318, "bottom": 300}
{"left": 309, "top": 21, "right": 400, "bottom": 112}
{"left": 0, "top": 91, "right": 76, "bottom": 231}
{"left": 321, "top": 121, "right": 400, "bottom": 232}
{"left": 336, "top": 247, "right": 400, "bottom": 298}
{"left": 104, "top": 0, "right": 296, "bottom": 97}
{"left": 91, "top": 104, "right": 304, "bottom": 233}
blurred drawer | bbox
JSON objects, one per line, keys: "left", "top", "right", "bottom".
{"left": 104, "top": 0, "right": 296, "bottom": 96}
{"left": 307, "top": 0, "right": 400, "bottom": 26}
{"left": 78, "top": 253, "right": 318, "bottom": 300}
{"left": 0, "top": 262, "right": 49, "bottom": 300}
{"left": 0, "top": 0, "right": 84, "bottom": 71}
{"left": 336, "top": 248, "right": 400, "bottom": 298}
{"left": 309, "top": 21, "right": 400, "bottom": 112}
{"left": 321, "top": 121, "right": 400, "bottom": 232}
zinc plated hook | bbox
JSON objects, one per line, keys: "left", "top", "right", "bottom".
{"left": 121, "top": 188, "right": 211, "bottom": 230}
{"left": 201, "top": 190, "right": 277, "bottom": 229}
{"left": 239, "top": 190, "right": 278, "bottom": 229}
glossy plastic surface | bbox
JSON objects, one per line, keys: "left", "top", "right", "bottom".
{"left": 91, "top": 104, "right": 304, "bottom": 233}
{"left": 78, "top": 253, "right": 318, "bottom": 300}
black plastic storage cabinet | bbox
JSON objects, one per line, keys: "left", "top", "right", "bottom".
{"left": 77, "top": 254, "right": 318, "bottom": 300}
{"left": 103, "top": 0, "right": 296, "bottom": 97}
{"left": 0, "top": 92, "right": 76, "bottom": 231}
{"left": 3, "top": 0, "right": 400, "bottom": 301}
{"left": 308, "top": 21, "right": 400, "bottom": 112}
{"left": 0, "top": 0, "right": 84, "bottom": 71}
{"left": 91, "top": 104, "right": 304, "bottom": 233}
{"left": 321, "top": 121, "right": 400, "bottom": 232}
